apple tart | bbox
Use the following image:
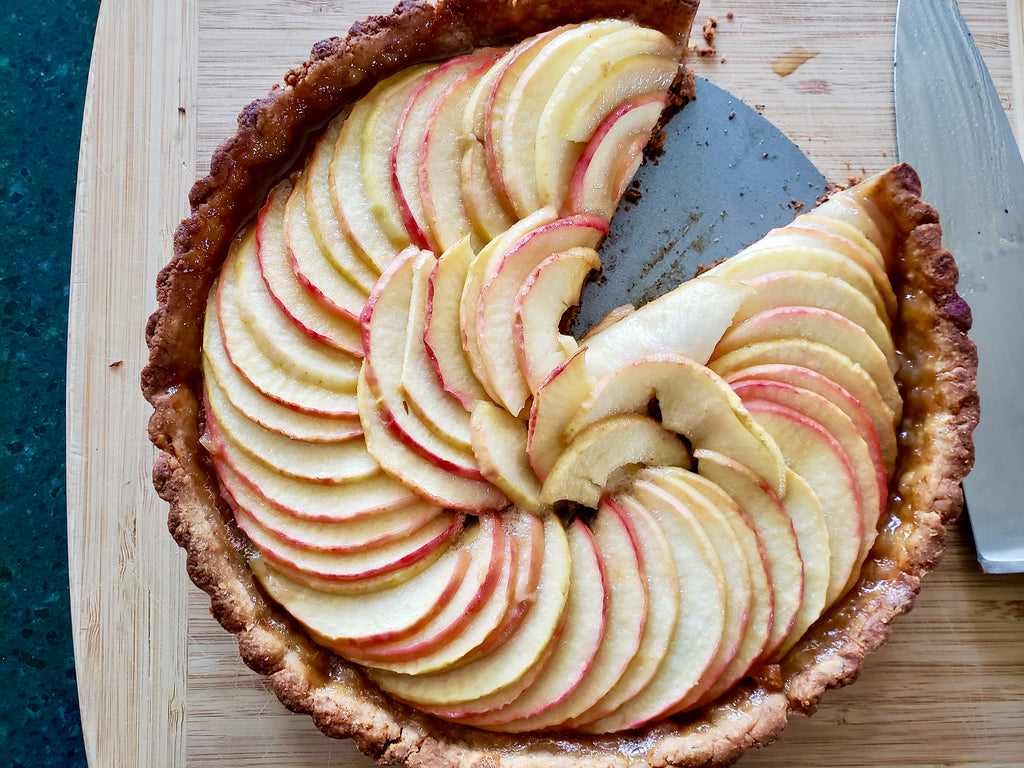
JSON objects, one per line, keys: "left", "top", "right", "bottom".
{"left": 143, "top": 0, "right": 978, "bottom": 764}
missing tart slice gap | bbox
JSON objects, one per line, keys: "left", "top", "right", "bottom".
{"left": 143, "top": 0, "right": 978, "bottom": 764}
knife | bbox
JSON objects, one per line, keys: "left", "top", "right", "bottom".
{"left": 895, "top": 0, "right": 1024, "bottom": 572}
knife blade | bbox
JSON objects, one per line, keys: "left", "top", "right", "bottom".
{"left": 895, "top": 0, "right": 1024, "bottom": 572}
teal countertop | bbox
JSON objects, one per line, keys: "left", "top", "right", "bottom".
{"left": 1, "top": 1, "right": 99, "bottom": 765}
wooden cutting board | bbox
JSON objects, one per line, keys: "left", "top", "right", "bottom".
{"left": 66, "top": 1, "right": 1024, "bottom": 766}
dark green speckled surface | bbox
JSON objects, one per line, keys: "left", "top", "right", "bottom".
{"left": 0, "top": 1, "right": 99, "bottom": 765}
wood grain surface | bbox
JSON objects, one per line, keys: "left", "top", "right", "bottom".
{"left": 67, "top": 0, "right": 1024, "bottom": 766}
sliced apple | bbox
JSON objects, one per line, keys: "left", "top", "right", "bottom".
{"left": 513, "top": 246, "right": 601, "bottom": 393}
{"left": 708, "top": 339, "right": 897, "bottom": 455}
{"left": 643, "top": 467, "right": 771, "bottom": 712}
{"left": 360, "top": 510, "right": 539, "bottom": 674}
{"left": 303, "top": 112, "right": 380, "bottom": 291}
{"left": 692, "top": 449, "right": 803, "bottom": 662}
{"left": 400, "top": 251, "right": 474, "bottom": 450}
{"left": 582, "top": 276, "right": 755, "bottom": 379}
{"left": 526, "top": 349, "right": 593, "bottom": 481}
{"left": 283, "top": 175, "right": 371, "bottom": 328}
{"left": 476, "top": 215, "right": 608, "bottom": 415}
{"left": 217, "top": 457, "right": 442, "bottom": 555}
{"left": 203, "top": 298, "right": 361, "bottom": 441}
{"left": 215, "top": 232, "right": 359, "bottom": 417}
{"left": 713, "top": 305, "right": 901, "bottom": 417}
{"left": 579, "top": 484, "right": 725, "bottom": 733}
{"left": 495, "top": 498, "right": 646, "bottom": 731}
{"left": 419, "top": 57, "right": 500, "bottom": 252}
{"left": 393, "top": 52, "right": 495, "bottom": 251}
{"left": 704, "top": 244, "right": 891, "bottom": 327}
{"left": 730, "top": 378, "right": 885, "bottom": 593}
{"left": 724, "top": 361, "right": 895, "bottom": 476}
{"left": 771, "top": 469, "right": 831, "bottom": 657}
{"left": 423, "top": 238, "right": 490, "bottom": 407}
{"left": 344, "top": 512, "right": 507, "bottom": 661}
{"left": 369, "top": 512, "right": 571, "bottom": 708}
{"left": 461, "top": 207, "right": 559, "bottom": 399}
{"left": 204, "top": 371, "right": 376, "bottom": 484}
{"left": 563, "top": 494, "right": 677, "bottom": 726}
{"left": 565, "top": 92, "right": 668, "bottom": 219}
{"left": 206, "top": 422, "right": 422, "bottom": 522}
{"left": 255, "top": 180, "right": 364, "bottom": 355}
{"left": 567, "top": 354, "right": 786, "bottom": 496}
{"left": 495, "top": 19, "right": 633, "bottom": 215}
{"left": 357, "top": 367, "right": 506, "bottom": 512}
{"left": 469, "top": 401, "right": 543, "bottom": 511}
{"left": 245, "top": 516, "right": 473, "bottom": 647}
{"left": 361, "top": 248, "right": 484, "bottom": 479}
{"left": 235, "top": 499, "right": 462, "bottom": 584}
{"left": 540, "top": 412, "right": 690, "bottom": 508}
{"left": 233, "top": 224, "right": 362, "bottom": 393}
{"left": 743, "top": 399, "right": 863, "bottom": 607}
{"left": 459, "top": 517, "right": 606, "bottom": 728}
{"left": 535, "top": 26, "right": 679, "bottom": 205}
{"left": 461, "top": 138, "right": 516, "bottom": 243}
{"left": 732, "top": 270, "right": 896, "bottom": 364}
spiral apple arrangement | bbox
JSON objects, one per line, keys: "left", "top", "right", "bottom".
{"left": 199, "top": 19, "right": 900, "bottom": 733}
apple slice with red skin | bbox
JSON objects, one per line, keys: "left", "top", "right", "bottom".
{"left": 235, "top": 496, "right": 463, "bottom": 584}
{"left": 256, "top": 180, "right": 364, "bottom": 353}
{"left": 469, "top": 401, "right": 543, "bottom": 511}
{"left": 423, "top": 238, "right": 491, "bottom": 407}
{"left": 579, "top": 485, "right": 726, "bottom": 734}
{"left": 493, "top": 499, "right": 646, "bottom": 732}
{"left": 566, "top": 354, "right": 785, "bottom": 496}
{"left": 750, "top": 226, "right": 895, "bottom": 318}
{"left": 540, "top": 412, "right": 691, "bottom": 508}
{"left": 476, "top": 215, "right": 608, "bottom": 416}
{"left": 214, "top": 234, "right": 359, "bottom": 417}
{"left": 562, "top": 494, "right": 678, "bottom": 727}
{"left": 460, "top": 140, "right": 516, "bottom": 244}
{"left": 357, "top": 367, "right": 507, "bottom": 512}
{"left": 692, "top": 449, "right": 804, "bottom": 663}
{"left": 708, "top": 339, "right": 897, "bottom": 457}
{"left": 458, "top": 517, "right": 607, "bottom": 728}
{"left": 369, "top": 512, "right": 571, "bottom": 708}
{"left": 400, "top": 251, "right": 474, "bottom": 451}
{"left": 245, "top": 517, "right": 478, "bottom": 648}
{"left": 743, "top": 399, "right": 864, "bottom": 606}
{"left": 565, "top": 92, "right": 668, "bottom": 219}
{"left": 513, "top": 246, "right": 600, "bottom": 394}
{"left": 643, "top": 467, "right": 772, "bottom": 713}
{"left": 730, "top": 378, "right": 886, "bottom": 596}
{"left": 534, "top": 26, "right": 679, "bottom": 205}
{"left": 526, "top": 349, "right": 591, "bottom": 482}
{"left": 731, "top": 269, "right": 896, "bottom": 366}
{"left": 704, "top": 244, "right": 892, "bottom": 328}
{"left": 231, "top": 225, "right": 362, "bottom": 393}
{"left": 790, "top": 212, "right": 889, "bottom": 273}
{"left": 303, "top": 112, "right": 379, "bottom": 292}
{"left": 342, "top": 512, "right": 508, "bottom": 662}
{"left": 713, "top": 305, "right": 901, "bottom": 418}
{"left": 418, "top": 57, "right": 501, "bottom": 252}
{"left": 724, "top": 361, "right": 895, "bottom": 476}
{"left": 204, "top": 420, "right": 424, "bottom": 523}
{"left": 283, "top": 174, "right": 371, "bottom": 325}
{"left": 461, "top": 207, "right": 559, "bottom": 400}
{"left": 638, "top": 468, "right": 762, "bottom": 717}
{"left": 494, "top": 19, "right": 634, "bottom": 216}
{"left": 361, "top": 248, "right": 484, "bottom": 480}
{"left": 768, "top": 468, "right": 831, "bottom": 658}
{"left": 204, "top": 370, "right": 376, "bottom": 484}
{"left": 203, "top": 298, "right": 361, "bottom": 441}
{"left": 393, "top": 52, "right": 498, "bottom": 251}
{"left": 214, "top": 456, "right": 443, "bottom": 555}
{"left": 359, "top": 64, "right": 435, "bottom": 249}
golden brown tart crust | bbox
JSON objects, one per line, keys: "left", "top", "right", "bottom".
{"left": 142, "top": 2, "right": 978, "bottom": 765}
